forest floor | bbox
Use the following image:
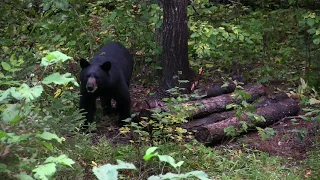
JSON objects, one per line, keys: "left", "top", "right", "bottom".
{"left": 92, "top": 75, "right": 319, "bottom": 162}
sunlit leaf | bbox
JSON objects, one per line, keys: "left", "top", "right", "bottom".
{"left": 36, "top": 132, "right": 63, "bottom": 143}
{"left": 44, "top": 155, "right": 75, "bottom": 167}
{"left": 93, "top": 160, "right": 136, "bottom": 180}
{"left": 93, "top": 164, "right": 118, "bottom": 180}
{"left": 40, "top": 51, "right": 72, "bottom": 67}
{"left": 42, "top": 72, "right": 79, "bottom": 86}
{"left": 10, "top": 84, "right": 43, "bottom": 102}
{"left": 143, "top": 147, "right": 159, "bottom": 161}
{"left": 33, "top": 163, "right": 56, "bottom": 180}
{"left": 1, "top": 62, "right": 11, "bottom": 71}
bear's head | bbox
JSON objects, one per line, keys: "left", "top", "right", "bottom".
{"left": 80, "top": 59, "right": 111, "bottom": 93}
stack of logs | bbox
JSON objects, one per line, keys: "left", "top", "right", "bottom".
{"left": 132, "top": 83, "right": 300, "bottom": 145}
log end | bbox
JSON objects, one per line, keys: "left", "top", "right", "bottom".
{"left": 195, "top": 127, "right": 212, "bottom": 144}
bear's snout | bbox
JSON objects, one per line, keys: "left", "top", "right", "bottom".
{"left": 86, "top": 77, "right": 98, "bottom": 93}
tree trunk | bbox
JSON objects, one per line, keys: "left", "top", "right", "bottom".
{"left": 162, "top": 0, "right": 192, "bottom": 91}
{"left": 195, "top": 98, "right": 300, "bottom": 144}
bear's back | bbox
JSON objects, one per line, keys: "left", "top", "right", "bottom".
{"left": 91, "top": 42, "right": 133, "bottom": 85}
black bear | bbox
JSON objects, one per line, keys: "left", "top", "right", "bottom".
{"left": 79, "top": 42, "right": 133, "bottom": 125}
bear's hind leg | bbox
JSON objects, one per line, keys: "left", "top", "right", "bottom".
{"left": 114, "top": 88, "right": 131, "bottom": 123}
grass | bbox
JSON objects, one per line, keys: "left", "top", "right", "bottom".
{"left": 53, "top": 134, "right": 320, "bottom": 180}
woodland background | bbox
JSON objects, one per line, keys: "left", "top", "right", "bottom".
{"left": 0, "top": 0, "right": 320, "bottom": 179}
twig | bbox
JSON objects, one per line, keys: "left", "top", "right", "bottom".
{"left": 272, "top": 115, "right": 303, "bottom": 126}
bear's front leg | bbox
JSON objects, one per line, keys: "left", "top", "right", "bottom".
{"left": 114, "top": 87, "right": 131, "bottom": 123}
{"left": 79, "top": 94, "right": 97, "bottom": 125}
{"left": 100, "top": 95, "right": 116, "bottom": 115}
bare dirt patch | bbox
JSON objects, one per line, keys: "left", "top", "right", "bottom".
{"left": 242, "top": 118, "right": 320, "bottom": 160}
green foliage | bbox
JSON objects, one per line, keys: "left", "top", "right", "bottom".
{"left": 0, "top": 0, "right": 319, "bottom": 179}
{"left": 225, "top": 88, "right": 267, "bottom": 138}
{"left": 42, "top": 72, "right": 79, "bottom": 86}
{"left": 0, "top": 51, "right": 80, "bottom": 179}
{"left": 93, "top": 146, "right": 210, "bottom": 180}
{"left": 93, "top": 160, "right": 136, "bottom": 180}
{"left": 300, "top": 12, "right": 320, "bottom": 45}
{"left": 293, "top": 78, "right": 320, "bottom": 122}
{"left": 256, "top": 127, "right": 277, "bottom": 141}
{"left": 40, "top": 51, "right": 73, "bottom": 67}
{"left": 122, "top": 87, "right": 200, "bottom": 145}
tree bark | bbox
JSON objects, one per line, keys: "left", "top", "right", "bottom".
{"left": 134, "top": 84, "right": 266, "bottom": 121}
{"left": 183, "top": 92, "right": 289, "bottom": 130}
{"left": 195, "top": 98, "right": 300, "bottom": 144}
{"left": 190, "top": 84, "right": 266, "bottom": 118}
{"left": 162, "top": 0, "right": 193, "bottom": 91}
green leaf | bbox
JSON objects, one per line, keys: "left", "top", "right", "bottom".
{"left": 1, "top": 62, "right": 11, "bottom": 71}
{"left": 10, "top": 84, "right": 43, "bottom": 102}
{"left": 148, "top": 171, "right": 210, "bottom": 180}
{"left": 0, "top": 130, "right": 7, "bottom": 138}
{"left": 92, "top": 160, "right": 136, "bottom": 180}
{"left": 1, "top": 104, "right": 21, "bottom": 123}
{"left": 40, "top": 51, "right": 72, "bottom": 67}
{"left": 42, "top": 141, "right": 54, "bottom": 151}
{"left": 93, "top": 164, "right": 118, "bottom": 180}
{"left": 15, "top": 172, "right": 34, "bottom": 180}
{"left": 33, "top": 163, "right": 56, "bottom": 180}
{"left": 307, "top": 28, "right": 316, "bottom": 34}
{"left": 36, "top": 132, "right": 63, "bottom": 143}
{"left": 115, "top": 160, "right": 136, "bottom": 170}
{"left": 42, "top": 73, "right": 79, "bottom": 86}
{"left": 44, "top": 155, "right": 75, "bottom": 167}
{"left": 307, "top": 18, "right": 315, "bottom": 26}
{"left": 186, "top": 171, "right": 210, "bottom": 180}
{"left": 313, "top": 37, "right": 320, "bottom": 44}
{"left": 239, "top": 34, "right": 244, "bottom": 41}
{"left": 143, "top": 147, "right": 158, "bottom": 161}
{"left": 157, "top": 155, "right": 184, "bottom": 168}
{"left": 109, "top": 11, "right": 117, "bottom": 19}
{"left": 0, "top": 163, "right": 9, "bottom": 173}
{"left": 190, "top": 33, "right": 199, "bottom": 38}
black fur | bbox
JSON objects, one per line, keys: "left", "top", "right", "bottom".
{"left": 79, "top": 42, "right": 133, "bottom": 125}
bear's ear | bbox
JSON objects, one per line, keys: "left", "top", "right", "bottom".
{"left": 80, "top": 58, "right": 90, "bottom": 69}
{"left": 101, "top": 61, "right": 111, "bottom": 72}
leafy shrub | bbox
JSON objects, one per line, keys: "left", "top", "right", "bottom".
{"left": 0, "top": 51, "right": 82, "bottom": 179}
{"left": 92, "top": 146, "right": 210, "bottom": 180}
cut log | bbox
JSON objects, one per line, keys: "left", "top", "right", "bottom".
{"left": 190, "top": 84, "right": 266, "bottom": 118}
{"left": 195, "top": 98, "right": 300, "bottom": 144}
{"left": 192, "top": 75, "right": 245, "bottom": 99}
{"left": 183, "top": 111, "right": 235, "bottom": 131}
{"left": 183, "top": 92, "right": 289, "bottom": 131}
{"left": 132, "top": 77, "right": 245, "bottom": 112}
{"left": 134, "top": 84, "right": 265, "bottom": 121}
